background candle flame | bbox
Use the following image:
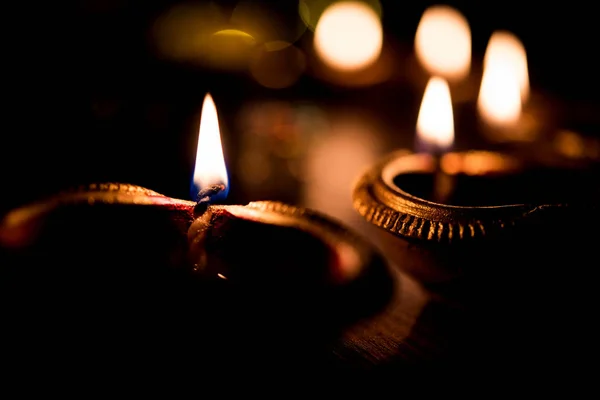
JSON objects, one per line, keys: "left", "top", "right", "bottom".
{"left": 191, "top": 93, "right": 229, "bottom": 201}
{"left": 477, "top": 31, "right": 529, "bottom": 129}
{"left": 478, "top": 32, "right": 526, "bottom": 128}
{"left": 416, "top": 76, "right": 454, "bottom": 153}
{"left": 313, "top": 1, "right": 383, "bottom": 72}
{"left": 483, "top": 30, "right": 529, "bottom": 102}
{"left": 414, "top": 5, "right": 471, "bottom": 81}
{"left": 478, "top": 62, "right": 522, "bottom": 127}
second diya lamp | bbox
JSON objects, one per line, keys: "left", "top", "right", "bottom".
{"left": 353, "top": 77, "right": 600, "bottom": 296}
{"left": 353, "top": 148, "right": 600, "bottom": 374}
{"left": 354, "top": 149, "right": 599, "bottom": 286}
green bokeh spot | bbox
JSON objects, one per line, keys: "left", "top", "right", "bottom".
{"left": 299, "top": 0, "right": 383, "bottom": 32}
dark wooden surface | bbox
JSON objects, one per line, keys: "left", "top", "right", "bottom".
{"left": 1, "top": 192, "right": 598, "bottom": 390}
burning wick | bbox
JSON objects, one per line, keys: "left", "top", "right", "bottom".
{"left": 186, "top": 93, "right": 375, "bottom": 287}
{"left": 416, "top": 76, "right": 456, "bottom": 204}
{"left": 191, "top": 93, "right": 229, "bottom": 204}
{"left": 194, "top": 183, "right": 226, "bottom": 217}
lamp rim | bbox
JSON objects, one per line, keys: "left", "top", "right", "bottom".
{"left": 352, "top": 149, "right": 569, "bottom": 243}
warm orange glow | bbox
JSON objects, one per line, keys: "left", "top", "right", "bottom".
{"left": 192, "top": 94, "right": 228, "bottom": 197}
{"left": 417, "top": 77, "right": 454, "bottom": 152}
{"left": 478, "top": 40, "right": 522, "bottom": 127}
{"left": 153, "top": 3, "right": 255, "bottom": 69}
{"left": 553, "top": 130, "right": 586, "bottom": 159}
{"left": 441, "top": 151, "right": 522, "bottom": 175}
{"left": 483, "top": 30, "right": 529, "bottom": 101}
{"left": 414, "top": 5, "right": 471, "bottom": 81}
{"left": 313, "top": 1, "right": 383, "bottom": 71}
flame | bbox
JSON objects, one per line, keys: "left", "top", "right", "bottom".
{"left": 478, "top": 33, "right": 526, "bottom": 127}
{"left": 191, "top": 94, "right": 229, "bottom": 200}
{"left": 477, "top": 64, "right": 521, "bottom": 126}
{"left": 416, "top": 77, "right": 454, "bottom": 153}
{"left": 483, "top": 31, "right": 529, "bottom": 101}
{"left": 414, "top": 5, "right": 471, "bottom": 81}
{"left": 313, "top": 1, "right": 383, "bottom": 71}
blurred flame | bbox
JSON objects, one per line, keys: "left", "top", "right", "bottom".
{"left": 191, "top": 94, "right": 228, "bottom": 200}
{"left": 483, "top": 31, "right": 529, "bottom": 101}
{"left": 478, "top": 45, "right": 522, "bottom": 127}
{"left": 441, "top": 151, "right": 522, "bottom": 175}
{"left": 232, "top": 0, "right": 307, "bottom": 50}
{"left": 554, "top": 130, "right": 586, "bottom": 159}
{"left": 314, "top": 1, "right": 383, "bottom": 71}
{"left": 417, "top": 77, "right": 454, "bottom": 152}
{"left": 415, "top": 5, "right": 471, "bottom": 81}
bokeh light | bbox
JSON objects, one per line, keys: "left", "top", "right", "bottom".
{"left": 152, "top": 1, "right": 307, "bottom": 70}
{"left": 313, "top": 1, "right": 383, "bottom": 72}
{"left": 152, "top": 3, "right": 229, "bottom": 64}
{"left": 232, "top": 0, "right": 307, "bottom": 51}
{"left": 250, "top": 43, "right": 306, "bottom": 89}
{"left": 206, "top": 29, "right": 257, "bottom": 69}
{"left": 414, "top": 5, "right": 471, "bottom": 81}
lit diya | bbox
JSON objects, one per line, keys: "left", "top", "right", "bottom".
{"left": 0, "top": 95, "right": 394, "bottom": 368}
{"left": 353, "top": 77, "right": 600, "bottom": 287}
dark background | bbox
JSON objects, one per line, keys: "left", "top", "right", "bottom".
{"left": 3, "top": 0, "right": 599, "bottom": 218}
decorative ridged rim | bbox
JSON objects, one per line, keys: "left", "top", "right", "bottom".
{"left": 0, "top": 183, "right": 196, "bottom": 237}
{"left": 352, "top": 150, "right": 571, "bottom": 243}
